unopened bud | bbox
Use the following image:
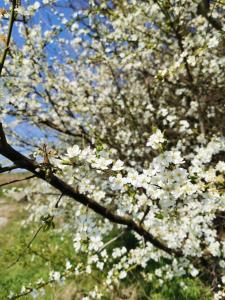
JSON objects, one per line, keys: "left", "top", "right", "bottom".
{"left": 0, "top": 8, "right": 7, "bottom": 17}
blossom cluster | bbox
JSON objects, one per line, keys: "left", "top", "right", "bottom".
{"left": 1, "top": 0, "right": 225, "bottom": 298}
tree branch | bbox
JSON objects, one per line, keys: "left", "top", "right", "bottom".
{"left": 0, "top": 164, "right": 20, "bottom": 173}
{"left": 0, "top": 123, "right": 182, "bottom": 257}
{"left": 198, "top": 0, "right": 222, "bottom": 31}
{"left": 0, "top": 0, "right": 16, "bottom": 76}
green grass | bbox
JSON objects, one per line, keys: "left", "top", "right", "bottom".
{"left": 0, "top": 200, "right": 109, "bottom": 300}
{"left": 0, "top": 197, "right": 213, "bottom": 300}
{"left": 0, "top": 205, "right": 74, "bottom": 299}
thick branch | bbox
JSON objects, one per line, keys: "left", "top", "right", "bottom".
{"left": 0, "top": 123, "right": 182, "bottom": 257}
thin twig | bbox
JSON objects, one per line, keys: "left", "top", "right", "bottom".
{"left": 10, "top": 230, "right": 128, "bottom": 299}
{"left": 139, "top": 206, "right": 150, "bottom": 226}
{"left": 55, "top": 193, "right": 64, "bottom": 208}
{"left": 7, "top": 193, "right": 64, "bottom": 269}
{"left": 7, "top": 224, "right": 44, "bottom": 269}
{"left": 11, "top": 278, "right": 55, "bottom": 299}
{"left": 0, "top": 0, "right": 16, "bottom": 76}
{"left": 0, "top": 174, "right": 35, "bottom": 188}
{"left": 98, "top": 229, "right": 127, "bottom": 253}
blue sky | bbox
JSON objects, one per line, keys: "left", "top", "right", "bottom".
{"left": 0, "top": 0, "right": 91, "bottom": 166}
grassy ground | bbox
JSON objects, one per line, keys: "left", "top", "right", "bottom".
{"left": 0, "top": 174, "right": 213, "bottom": 300}
{"left": 0, "top": 193, "right": 86, "bottom": 299}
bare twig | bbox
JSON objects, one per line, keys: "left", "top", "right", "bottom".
{"left": 10, "top": 230, "right": 127, "bottom": 299}
{"left": 0, "top": 0, "right": 16, "bottom": 76}
{"left": 7, "top": 193, "right": 64, "bottom": 269}
{"left": 55, "top": 193, "right": 64, "bottom": 208}
{"left": 0, "top": 174, "right": 35, "bottom": 188}
{"left": 7, "top": 224, "right": 44, "bottom": 269}
{"left": 98, "top": 229, "right": 127, "bottom": 253}
{"left": 139, "top": 206, "right": 150, "bottom": 226}
{"left": 11, "top": 277, "right": 56, "bottom": 299}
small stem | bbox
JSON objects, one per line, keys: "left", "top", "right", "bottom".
{"left": 0, "top": 0, "right": 16, "bottom": 76}
{"left": 7, "top": 224, "right": 44, "bottom": 269}
{"left": 0, "top": 174, "right": 35, "bottom": 188}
